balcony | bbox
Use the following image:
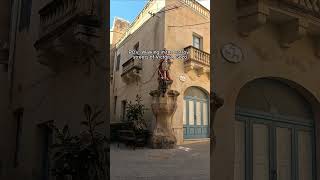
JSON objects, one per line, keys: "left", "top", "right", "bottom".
{"left": 184, "top": 46, "right": 210, "bottom": 76}
{"left": 34, "top": 0, "right": 101, "bottom": 71}
{"left": 237, "top": 0, "right": 320, "bottom": 54}
{"left": 121, "top": 57, "right": 142, "bottom": 83}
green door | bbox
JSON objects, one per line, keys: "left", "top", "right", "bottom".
{"left": 234, "top": 109, "right": 315, "bottom": 180}
{"left": 183, "top": 87, "right": 209, "bottom": 139}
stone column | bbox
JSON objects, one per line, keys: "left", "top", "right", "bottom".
{"left": 149, "top": 89, "right": 180, "bottom": 149}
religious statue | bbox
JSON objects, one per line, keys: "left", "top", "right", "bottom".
{"left": 157, "top": 52, "right": 173, "bottom": 95}
{"left": 158, "top": 59, "right": 172, "bottom": 81}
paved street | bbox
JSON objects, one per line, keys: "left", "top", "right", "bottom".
{"left": 110, "top": 141, "right": 210, "bottom": 180}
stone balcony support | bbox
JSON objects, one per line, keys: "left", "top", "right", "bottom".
{"left": 238, "top": 1, "right": 270, "bottom": 36}
{"left": 280, "top": 18, "right": 308, "bottom": 48}
{"left": 121, "top": 57, "right": 142, "bottom": 83}
{"left": 34, "top": 0, "right": 101, "bottom": 71}
{"left": 237, "top": 0, "right": 320, "bottom": 55}
{"left": 184, "top": 46, "right": 210, "bottom": 77}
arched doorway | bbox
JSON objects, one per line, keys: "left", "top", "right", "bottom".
{"left": 234, "top": 78, "right": 316, "bottom": 180}
{"left": 183, "top": 86, "right": 209, "bottom": 139}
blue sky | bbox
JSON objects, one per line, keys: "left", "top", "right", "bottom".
{"left": 110, "top": 0, "right": 149, "bottom": 28}
{"left": 110, "top": 0, "right": 210, "bottom": 29}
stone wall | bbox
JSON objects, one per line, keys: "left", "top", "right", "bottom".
{"left": 212, "top": 0, "right": 320, "bottom": 180}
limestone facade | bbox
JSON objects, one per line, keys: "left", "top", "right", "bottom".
{"left": 0, "top": 0, "right": 107, "bottom": 179}
{"left": 212, "top": 0, "right": 320, "bottom": 180}
{"left": 110, "top": 0, "right": 210, "bottom": 145}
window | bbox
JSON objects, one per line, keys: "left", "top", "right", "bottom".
{"left": 193, "top": 34, "right": 203, "bottom": 50}
{"left": 19, "top": 0, "right": 32, "bottom": 31}
{"left": 114, "top": 96, "right": 118, "bottom": 114}
{"left": 116, "top": 54, "right": 121, "bottom": 71}
{"left": 121, "top": 100, "right": 127, "bottom": 121}
{"left": 14, "top": 108, "right": 23, "bottom": 168}
{"left": 134, "top": 42, "right": 139, "bottom": 51}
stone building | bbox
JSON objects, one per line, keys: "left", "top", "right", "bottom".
{"left": 110, "top": 0, "right": 210, "bottom": 145}
{"left": 0, "top": 0, "right": 107, "bottom": 179}
{"left": 212, "top": 0, "right": 320, "bottom": 180}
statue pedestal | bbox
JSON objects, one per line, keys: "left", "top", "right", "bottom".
{"left": 149, "top": 90, "right": 180, "bottom": 149}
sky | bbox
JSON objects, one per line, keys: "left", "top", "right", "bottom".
{"left": 110, "top": 0, "right": 210, "bottom": 29}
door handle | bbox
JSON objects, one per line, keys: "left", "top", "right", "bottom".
{"left": 271, "top": 169, "right": 277, "bottom": 180}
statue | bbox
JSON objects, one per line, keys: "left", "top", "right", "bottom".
{"left": 149, "top": 49, "right": 179, "bottom": 149}
{"left": 157, "top": 51, "right": 173, "bottom": 96}
{"left": 158, "top": 59, "right": 172, "bottom": 81}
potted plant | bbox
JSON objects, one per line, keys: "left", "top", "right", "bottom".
{"left": 125, "top": 95, "right": 149, "bottom": 146}
{"left": 49, "top": 104, "right": 109, "bottom": 180}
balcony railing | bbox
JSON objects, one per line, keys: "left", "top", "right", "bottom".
{"left": 34, "top": 0, "right": 100, "bottom": 71}
{"left": 184, "top": 46, "right": 210, "bottom": 66}
{"left": 278, "top": 0, "right": 320, "bottom": 17}
{"left": 181, "top": 0, "right": 210, "bottom": 18}
{"left": 122, "top": 57, "right": 142, "bottom": 74}
{"left": 38, "top": 0, "right": 99, "bottom": 38}
{"left": 121, "top": 57, "right": 142, "bottom": 83}
{"left": 184, "top": 46, "right": 210, "bottom": 75}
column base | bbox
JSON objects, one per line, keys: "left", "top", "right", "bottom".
{"left": 151, "top": 129, "right": 177, "bottom": 149}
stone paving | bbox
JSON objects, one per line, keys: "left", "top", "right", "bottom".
{"left": 110, "top": 141, "right": 209, "bottom": 180}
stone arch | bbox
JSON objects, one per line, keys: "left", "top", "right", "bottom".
{"left": 234, "top": 77, "right": 320, "bottom": 121}
{"left": 234, "top": 77, "right": 319, "bottom": 180}
{"left": 236, "top": 78, "right": 314, "bottom": 119}
{"left": 184, "top": 86, "right": 209, "bottom": 99}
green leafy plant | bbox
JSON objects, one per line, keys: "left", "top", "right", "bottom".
{"left": 126, "top": 95, "right": 148, "bottom": 133}
{"left": 50, "top": 104, "right": 109, "bottom": 180}
{"left": 49, "top": 124, "right": 81, "bottom": 179}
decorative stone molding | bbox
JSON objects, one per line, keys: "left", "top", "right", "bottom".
{"left": 184, "top": 46, "right": 210, "bottom": 77}
{"left": 237, "top": 1, "right": 269, "bottom": 36}
{"left": 280, "top": 18, "right": 308, "bottom": 48}
{"left": 121, "top": 57, "right": 142, "bottom": 83}
{"left": 34, "top": 0, "right": 101, "bottom": 71}
{"left": 150, "top": 89, "right": 180, "bottom": 149}
{"left": 237, "top": 0, "right": 320, "bottom": 54}
{"left": 210, "top": 92, "right": 224, "bottom": 148}
{"left": 181, "top": 0, "right": 210, "bottom": 19}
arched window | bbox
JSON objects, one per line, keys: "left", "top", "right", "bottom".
{"left": 184, "top": 86, "right": 208, "bottom": 100}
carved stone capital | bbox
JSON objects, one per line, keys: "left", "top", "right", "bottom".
{"left": 210, "top": 92, "right": 224, "bottom": 149}
{"left": 280, "top": 18, "right": 308, "bottom": 48}
{"left": 210, "top": 92, "right": 224, "bottom": 111}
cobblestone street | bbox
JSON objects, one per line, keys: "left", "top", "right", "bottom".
{"left": 110, "top": 141, "right": 210, "bottom": 180}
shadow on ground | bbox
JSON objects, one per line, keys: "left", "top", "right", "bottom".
{"left": 110, "top": 141, "right": 209, "bottom": 180}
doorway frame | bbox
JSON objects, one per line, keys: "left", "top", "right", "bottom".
{"left": 183, "top": 88, "right": 210, "bottom": 139}
{"left": 235, "top": 107, "right": 316, "bottom": 180}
